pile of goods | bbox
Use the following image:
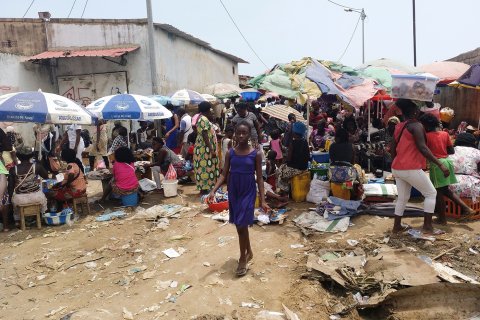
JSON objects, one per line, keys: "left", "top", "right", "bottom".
{"left": 391, "top": 74, "right": 438, "bottom": 101}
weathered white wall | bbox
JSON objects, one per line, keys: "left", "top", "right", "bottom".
{"left": 154, "top": 27, "right": 240, "bottom": 94}
{"left": 47, "top": 21, "right": 240, "bottom": 95}
{"left": 0, "top": 53, "right": 55, "bottom": 146}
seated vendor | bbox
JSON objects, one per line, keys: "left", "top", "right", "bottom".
{"left": 100, "top": 147, "right": 139, "bottom": 202}
{"left": 329, "top": 128, "right": 357, "bottom": 200}
{"left": 8, "top": 146, "right": 49, "bottom": 224}
{"left": 276, "top": 122, "right": 309, "bottom": 196}
{"left": 144, "top": 137, "right": 185, "bottom": 191}
{"left": 448, "top": 133, "right": 480, "bottom": 200}
{"left": 48, "top": 148, "right": 87, "bottom": 202}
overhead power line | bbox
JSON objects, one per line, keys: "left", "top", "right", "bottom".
{"left": 81, "top": 0, "right": 89, "bottom": 18}
{"left": 218, "top": 0, "right": 268, "bottom": 69}
{"left": 22, "top": 0, "right": 35, "bottom": 18}
{"left": 337, "top": 15, "right": 361, "bottom": 62}
{"left": 327, "top": 0, "right": 361, "bottom": 11}
{"left": 67, "top": 0, "right": 77, "bottom": 18}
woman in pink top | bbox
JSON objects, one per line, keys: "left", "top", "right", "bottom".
{"left": 269, "top": 130, "right": 283, "bottom": 165}
{"left": 100, "top": 147, "right": 139, "bottom": 202}
{"left": 390, "top": 99, "right": 449, "bottom": 234}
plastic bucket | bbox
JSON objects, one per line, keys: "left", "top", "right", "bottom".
{"left": 163, "top": 179, "right": 178, "bottom": 197}
{"left": 291, "top": 171, "right": 311, "bottom": 202}
{"left": 121, "top": 192, "right": 138, "bottom": 207}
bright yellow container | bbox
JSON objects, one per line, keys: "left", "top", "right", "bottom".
{"left": 330, "top": 182, "right": 351, "bottom": 200}
{"left": 291, "top": 171, "right": 311, "bottom": 202}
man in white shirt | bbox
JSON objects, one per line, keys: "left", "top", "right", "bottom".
{"left": 57, "top": 124, "right": 84, "bottom": 162}
{"left": 176, "top": 107, "right": 193, "bottom": 159}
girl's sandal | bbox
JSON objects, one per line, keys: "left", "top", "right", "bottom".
{"left": 235, "top": 266, "right": 248, "bottom": 277}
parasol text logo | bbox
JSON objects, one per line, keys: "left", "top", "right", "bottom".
{"left": 140, "top": 100, "right": 152, "bottom": 106}
{"left": 115, "top": 102, "right": 130, "bottom": 110}
{"left": 53, "top": 100, "right": 69, "bottom": 108}
{"left": 92, "top": 100, "right": 104, "bottom": 108}
{"left": 14, "top": 101, "right": 34, "bottom": 110}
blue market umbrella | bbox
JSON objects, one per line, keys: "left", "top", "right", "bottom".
{"left": 0, "top": 90, "right": 96, "bottom": 124}
{"left": 86, "top": 94, "right": 172, "bottom": 120}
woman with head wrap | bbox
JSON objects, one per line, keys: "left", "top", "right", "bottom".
{"left": 276, "top": 122, "right": 310, "bottom": 195}
{"left": 193, "top": 102, "right": 220, "bottom": 194}
{"left": 8, "top": 146, "right": 49, "bottom": 225}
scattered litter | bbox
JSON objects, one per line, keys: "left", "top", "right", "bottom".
{"left": 347, "top": 239, "right": 359, "bottom": 247}
{"left": 329, "top": 315, "right": 341, "bottom": 320}
{"left": 162, "top": 248, "right": 181, "bottom": 259}
{"left": 255, "top": 311, "right": 284, "bottom": 320}
{"left": 128, "top": 265, "right": 147, "bottom": 275}
{"left": 36, "top": 275, "right": 46, "bottom": 281}
{"left": 407, "top": 229, "right": 436, "bottom": 241}
{"left": 169, "top": 233, "right": 191, "bottom": 241}
{"left": 123, "top": 307, "right": 134, "bottom": 320}
{"left": 45, "top": 306, "right": 66, "bottom": 318}
{"left": 211, "top": 211, "right": 229, "bottom": 222}
{"left": 84, "top": 261, "right": 97, "bottom": 269}
{"left": 282, "top": 304, "right": 300, "bottom": 320}
{"left": 170, "top": 281, "right": 178, "bottom": 288}
{"left": 203, "top": 262, "right": 211, "bottom": 267}
{"left": 96, "top": 210, "right": 127, "bottom": 222}
{"left": 134, "top": 204, "right": 190, "bottom": 220}
{"left": 326, "top": 239, "right": 337, "bottom": 243}
{"left": 290, "top": 244, "right": 305, "bottom": 249}
{"left": 293, "top": 211, "right": 350, "bottom": 235}
{"left": 353, "top": 292, "right": 369, "bottom": 304}
{"left": 151, "top": 217, "right": 170, "bottom": 231}
{"left": 241, "top": 302, "right": 261, "bottom": 309}
{"left": 419, "top": 256, "right": 480, "bottom": 284}
{"left": 155, "top": 280, "right": 172, "bottom": 291}
{"left": 469, "top": 247, "right": 479, "bottom": 255}
{"left": 260, "top": 277, "right": 269, "bottom": 283}
{"left": 25, "top": 235, "right": 32, "bottom": 240}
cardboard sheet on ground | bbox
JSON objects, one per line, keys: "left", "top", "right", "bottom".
{"left": 366, "top": 283, "right": 480, "bottom": 319}
{"left": 307, "top": 247, "right": 439, "bottom": 290}
{"left": 294, "top": 211, "right": 350, "bottom": 233}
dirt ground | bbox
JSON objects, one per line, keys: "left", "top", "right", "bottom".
{"left": 0, "top": 181, "right": 479, "bottom": 320}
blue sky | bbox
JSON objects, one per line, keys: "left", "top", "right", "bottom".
{"left": 2, "top": 0, "right": 478, "bottom": 75}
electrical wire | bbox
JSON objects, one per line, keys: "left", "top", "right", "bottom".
{"left": 67, "top": 0, "right": 77, "bottom": 18}
{"left": 81, "top": 0, "right": 89, "bottom": 18}
{"left": 22, "top": 0, "right": 35, "bottom": 18}
{"left": 337, "top": 14, "right": 361, "bottom": 62}
{"left": 218, "top": 0, "right": 268, "bottom": 68}
{"left": 327, "top": 0, "right": 361, "bottom": 11}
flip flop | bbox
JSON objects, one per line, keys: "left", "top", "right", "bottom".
{"left": 423, "top": 228, "right": 446, "bottom": 236}
{"left": 235, "top": 265, "right": 248, "bottom": 277}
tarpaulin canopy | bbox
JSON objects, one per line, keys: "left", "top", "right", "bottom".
{"left": 449, "top": 64, "right": 480, "bottom": 90}
{"left": 419, "top": 61, "right": 470, "bottom": 84}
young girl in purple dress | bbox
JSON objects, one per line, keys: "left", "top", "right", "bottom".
{"left": 208, "top": 120, "right": 270, "bottom": 277}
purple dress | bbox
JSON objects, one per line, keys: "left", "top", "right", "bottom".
{"left": 228, "top": 148, "right": 257, "bottom": 227}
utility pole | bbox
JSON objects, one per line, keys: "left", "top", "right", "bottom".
{"left": 361, "top": 8, "right": 366, "bottom": 64}
{"left": 344, "top": 7, "right": 367, "bottom": 64}
{"left": 412, "top": 0, "right": 417, "bottom": 66}
{"left": 146, "top": 0, "right": 159, "bottom": 94}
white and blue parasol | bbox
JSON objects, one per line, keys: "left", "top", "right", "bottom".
{"left": 169, "top": 89, "right": 206, "bottom": 105}
{"left": 86, "top": 94, "right": 173, "bottom": 120}
{"left": 0, "top": 90, "right": 96, "bottom": 124}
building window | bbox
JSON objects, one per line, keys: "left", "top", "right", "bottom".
{"left": 232, "top": 66, "right": 235, "bottom": 75}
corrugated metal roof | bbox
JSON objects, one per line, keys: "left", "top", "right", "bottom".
{"left": 27, "top": 46, "right": 139, "bottom": 61}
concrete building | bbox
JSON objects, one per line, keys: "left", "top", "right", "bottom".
{"left": 0, "top": 18, "right": 246, "bottom": 144}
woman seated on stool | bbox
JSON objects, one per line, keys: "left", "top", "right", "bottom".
{"left": 328, "top": 128, "right": 357, "bottom": 200}
{"left": 48, "top": 148, "right": 86, "bottom": 203}
{"left": 100, "top": 147, "right": 139, "bottom": 202}
{"left": 276, "top": 122, "right": 310, "bottom": 196}
{"left": 8, "top": 146, "right": 49, "bottom": 225}
{"left": 144, "top": 137, "right": 186, "bottom": 191}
